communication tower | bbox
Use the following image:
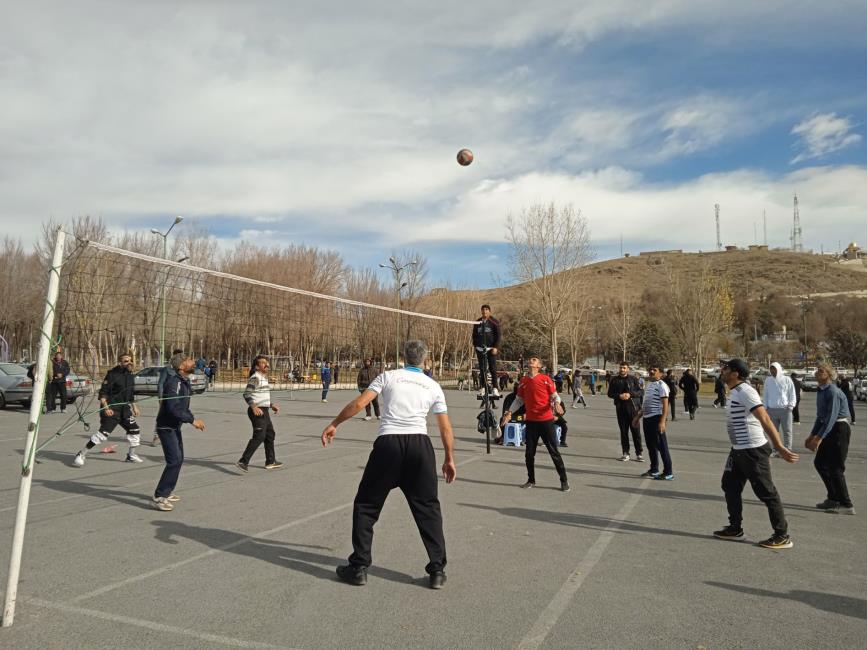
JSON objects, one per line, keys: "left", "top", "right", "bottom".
{"left": 715, "top": 203, "right": 721, "bottom": 251}
{"left": 791, "top": 193, "right": 803, "bottom": 252}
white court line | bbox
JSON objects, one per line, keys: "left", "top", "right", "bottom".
{"left": 28, "top": 597, "right": 292, "bottom": 649}
{"left": 516, "top": 480, "right": 649, "bottom": 650}
{"left": 67, "top": 454, "right": 480, "bottom": 604}
{"left": 0, "top": 442, "right": 371, "bottom": 515}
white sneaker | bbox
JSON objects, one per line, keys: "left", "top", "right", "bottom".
{"left": 151, "top": 435, "right": 161, "bottom": 447}
{"left": 322, "top": 399, "right": 328, "bottom": 403}
{"left": 492, "top": 388, "right": 501, "bottom": 397}
{"left": 73, "top": 452, "right": 85, "bottom": 467}
{"left": 152, "top": 496, "right": 173, "bottom": 511}
{"left": 126, "top": 452, "right": 144, "bottom": 463}
{"left": 364, "top": 416, "right": 372, "bottom": 421}
{"left": 619, "top": 453, "right": 630, "bottom": 462}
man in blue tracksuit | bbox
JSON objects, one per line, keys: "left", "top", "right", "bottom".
{"left": 152, "top": 347, "right": 184, "bottom": 446}
{"left": 153, "top": 353, "right": 205, "bottom": 511}
{"left": 321, "top": 361, "right": 332, "bottom": 402}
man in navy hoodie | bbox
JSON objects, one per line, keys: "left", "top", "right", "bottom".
{"left": 153, "top": 353, "right": 205, "bottom": 511}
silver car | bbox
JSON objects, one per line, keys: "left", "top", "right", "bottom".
{"left": 15, "top": 364, "right": 93, "bottom": 405}
{"left": 134, "top": 366, "right": 207, "bottom": 396}
{"left": 0, "top": 363, "right": 34, "bottom": 409}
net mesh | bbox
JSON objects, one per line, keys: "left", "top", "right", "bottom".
{"left": 32, "top": 236, "right": 477, "bottom": 452}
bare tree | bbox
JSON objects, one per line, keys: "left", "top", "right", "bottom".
{"left": 605, "top": 285, "right": 638, "bottom": 363}
{"left": 505, "top": 202, "right": 593, "bottom": 368}
{"left": 662, "top": 262, "right": 734, "bottom": 371}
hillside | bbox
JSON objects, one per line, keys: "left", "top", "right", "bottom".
{"left": 481, "top": 249, "right": 867, "bottom": 302}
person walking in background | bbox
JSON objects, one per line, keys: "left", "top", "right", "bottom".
{"left": 571, "top": 371, "right": 587, "bottom": 408}
{"left": 791, "top": 372, "right": 803, "bottom": 424}
{"left": 837, "top": 374, "right": 856, "bottom": 425}
{"left": 607, "top": 362, "right": 644, "bottom": 462}
{"left": 663, "top": 369, "right": 678, "bottom": 421}
{"left": 633, "top": 366, "right": 673, "bottom": 480}
{"left": 809, "top": 364, "right": 854, "bottom": 515}
{"left": 332, "top": 363, "right": 340, "bottom": 386}
{"left": 501, "top": 357, "right": 570, "bottom": 492}
{"left": 472, "top": 304, "right": 501, "bottom": 397}
{"left": 46, "top": 350, "right": 70, "bottom": 414}
{"left": 321, "top": 361, "right": 332, "bottom": 403}
{"left": 356, "top": 358, "right": 381, "bottom": 421}
{"left": 678, "top": 368, "right": 699, "bottom": 420}
{"left": 589, "top": 371, "right": 597, "bottom": 396}
{"left": 153, "top": 353, "right": 206, "bottom": 511}
{"left": 713, "top": 359, "right": 798, "bottom": 549}
{"left": 713, "top": 373, "right": 727, "bottom": 408}
{"left": 237, "top": 355, "right": 282, "bottom": 472}
{"left": 207, "top": 359, "right": 218, "bottom": 386}
{"left": 762, "top": 362, "right": 796, "bottom": 454}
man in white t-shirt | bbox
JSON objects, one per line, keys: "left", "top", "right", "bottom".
{"left": 714, "top": 359, "right": 799, "bottom": 550}
{"left": 631, "top": 366, "right": 673, "bottom": 479}
{"left": 322, "top": 340, "right": 456, "bottom": 590}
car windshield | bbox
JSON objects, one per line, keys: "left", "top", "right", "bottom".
{"left": 0, "top": 363, "right": 27, "bottom": 376}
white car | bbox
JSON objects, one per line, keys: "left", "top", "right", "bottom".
{"left": 855, "top": 379, "right": 867, "bottom": 401}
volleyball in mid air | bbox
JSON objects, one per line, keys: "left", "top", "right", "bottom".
{"left": 456, "top": 148, "right": 474, "bottom": 166}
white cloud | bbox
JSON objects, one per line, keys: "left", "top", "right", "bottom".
{"left": 790, "top": 113, "right": 862, "bottom": 163}
{"left": 414, "top": 165, "right": 867, "bottom": 254}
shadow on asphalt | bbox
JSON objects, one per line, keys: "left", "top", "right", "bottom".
{"left": 150, "top": 520, "right": 421, "bottom": 586}
{"left": 458, "top": 502, "right": 710, "bottom": 540}
{"left": 705, "top": 582, "right": 867, "bottom": 620}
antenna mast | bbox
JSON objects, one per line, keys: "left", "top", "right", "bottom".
{"left": 791, "top": 193, "right": 803, "bottom": 252}
{"left": 715, "top": 203, "right": 721, "bottom": 251}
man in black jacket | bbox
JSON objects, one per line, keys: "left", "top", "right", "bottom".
{"left": 73, "top": 353, "right": 141, "bottom": 466}
{"left": 153, "top": 353, "right": 206, "bottom": 511}
{"left": 607, "top": 361, "right": 644, "bottom": 462}
{"left": 663, "top": 369, "right": 678, "bottom": 421}
{"left": 472, "top": 304, "right": 501, "bottom": 397}
{"left": 713, "top": 374, "right": 727, "bottom": 408}
{"left": 679, "top": 368, "right": 700, "bottom": 420}
{"left": 356, "top": 359, "right": 380, "bottom": 420}
{"left": 46, "top": 351, "right": 71, "bottom": 414}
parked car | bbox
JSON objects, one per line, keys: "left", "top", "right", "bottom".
{"left": 0, "top": 363, "right": 34, "bottom": 409}
{"left": 801, "top": 375, "right": 819, "bottom": 391}
{"left": 134, "top": 366, "right": 207, "bottom": 396}
{"left": 855, "top": 379, "right": 867, "bottom": 401}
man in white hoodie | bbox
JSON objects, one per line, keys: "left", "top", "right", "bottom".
{"left": 763, "top": 362, "right": 797, "bottom": 453}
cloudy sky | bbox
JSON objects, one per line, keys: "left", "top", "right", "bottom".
{"left": 2, "top": 2, "right": 866, "bottom": 287}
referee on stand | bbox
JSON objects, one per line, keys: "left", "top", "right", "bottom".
{"left": 322, "top": 340, "right": 456, "bottom": 590}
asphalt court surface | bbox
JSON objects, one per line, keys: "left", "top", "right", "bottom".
{"left": 0, "top": 388, "right": 865, "bottom": 649}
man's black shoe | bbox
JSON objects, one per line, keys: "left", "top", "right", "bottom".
{"left": 336, "top": 564, "right": 367, "bottom": 586}
{"left": 429, "top": 571, "right": 446, "bottom": 590}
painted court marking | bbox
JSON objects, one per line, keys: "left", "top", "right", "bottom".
{"left": 29, "top": 597, "right": 292, "bottom": 649}
{"left": 517, "top": 480, "right": 649, "bottom": 650}
{"left": 67, "top": 454, "right": 480, "bottom": 604}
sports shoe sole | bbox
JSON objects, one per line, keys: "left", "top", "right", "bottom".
{"left": 713, "top": 531, "right": 744, "bottom": 540}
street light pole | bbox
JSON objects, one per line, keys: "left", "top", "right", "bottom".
{"left": 379, "top": 257, "right": 416, "bottom": 368}
{"left": 150, "top": 216, "right": 183, "bottom": 365}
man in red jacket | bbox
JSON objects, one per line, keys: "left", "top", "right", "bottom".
{"left": 501, "top": 357, "right": 570, "bottom": 492}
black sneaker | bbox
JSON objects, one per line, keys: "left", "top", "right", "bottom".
{"left": 336, "top": 564, "right": 367, "bottom": 586}
{"left": 429, "top": 571, "right": 446, "bottom": 590}
{"left": 640, "top": 470, "right": 660, "bottom": 478}
{"left": 713, "top": 526, "right": 744, "bottom": 540}
{"left": 236, "top": 461, "right": 249, "bottom": 472}
{"left": 758, "top": 534, "right": 793, "bottom": 549}
{"left": 560, "top": 441, "right": 568, "bottom": 447}
{"left": 560, "top": 481, "right": 571, "bottom": 492}
{"left": 520, "top": 481, "right": 535, "bottom": 489}
{"left": 816, "top": 499, "right": 839, "bottom": 510}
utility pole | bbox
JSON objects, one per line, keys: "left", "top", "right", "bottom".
{"left": 150, "top": 216, "right": 183, "bottom": 365}
{"left": 715, "top": 204, "right": 721, "bottom": 251}
{"left": 379, "top": 257, "right": 416, "bottom": 368}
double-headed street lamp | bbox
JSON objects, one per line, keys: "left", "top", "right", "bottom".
{"left": 379, "top": 257, "right": 416, "bottom": 368}
{"left": 150, "top": 216, "right": 183, "bottom": 365}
